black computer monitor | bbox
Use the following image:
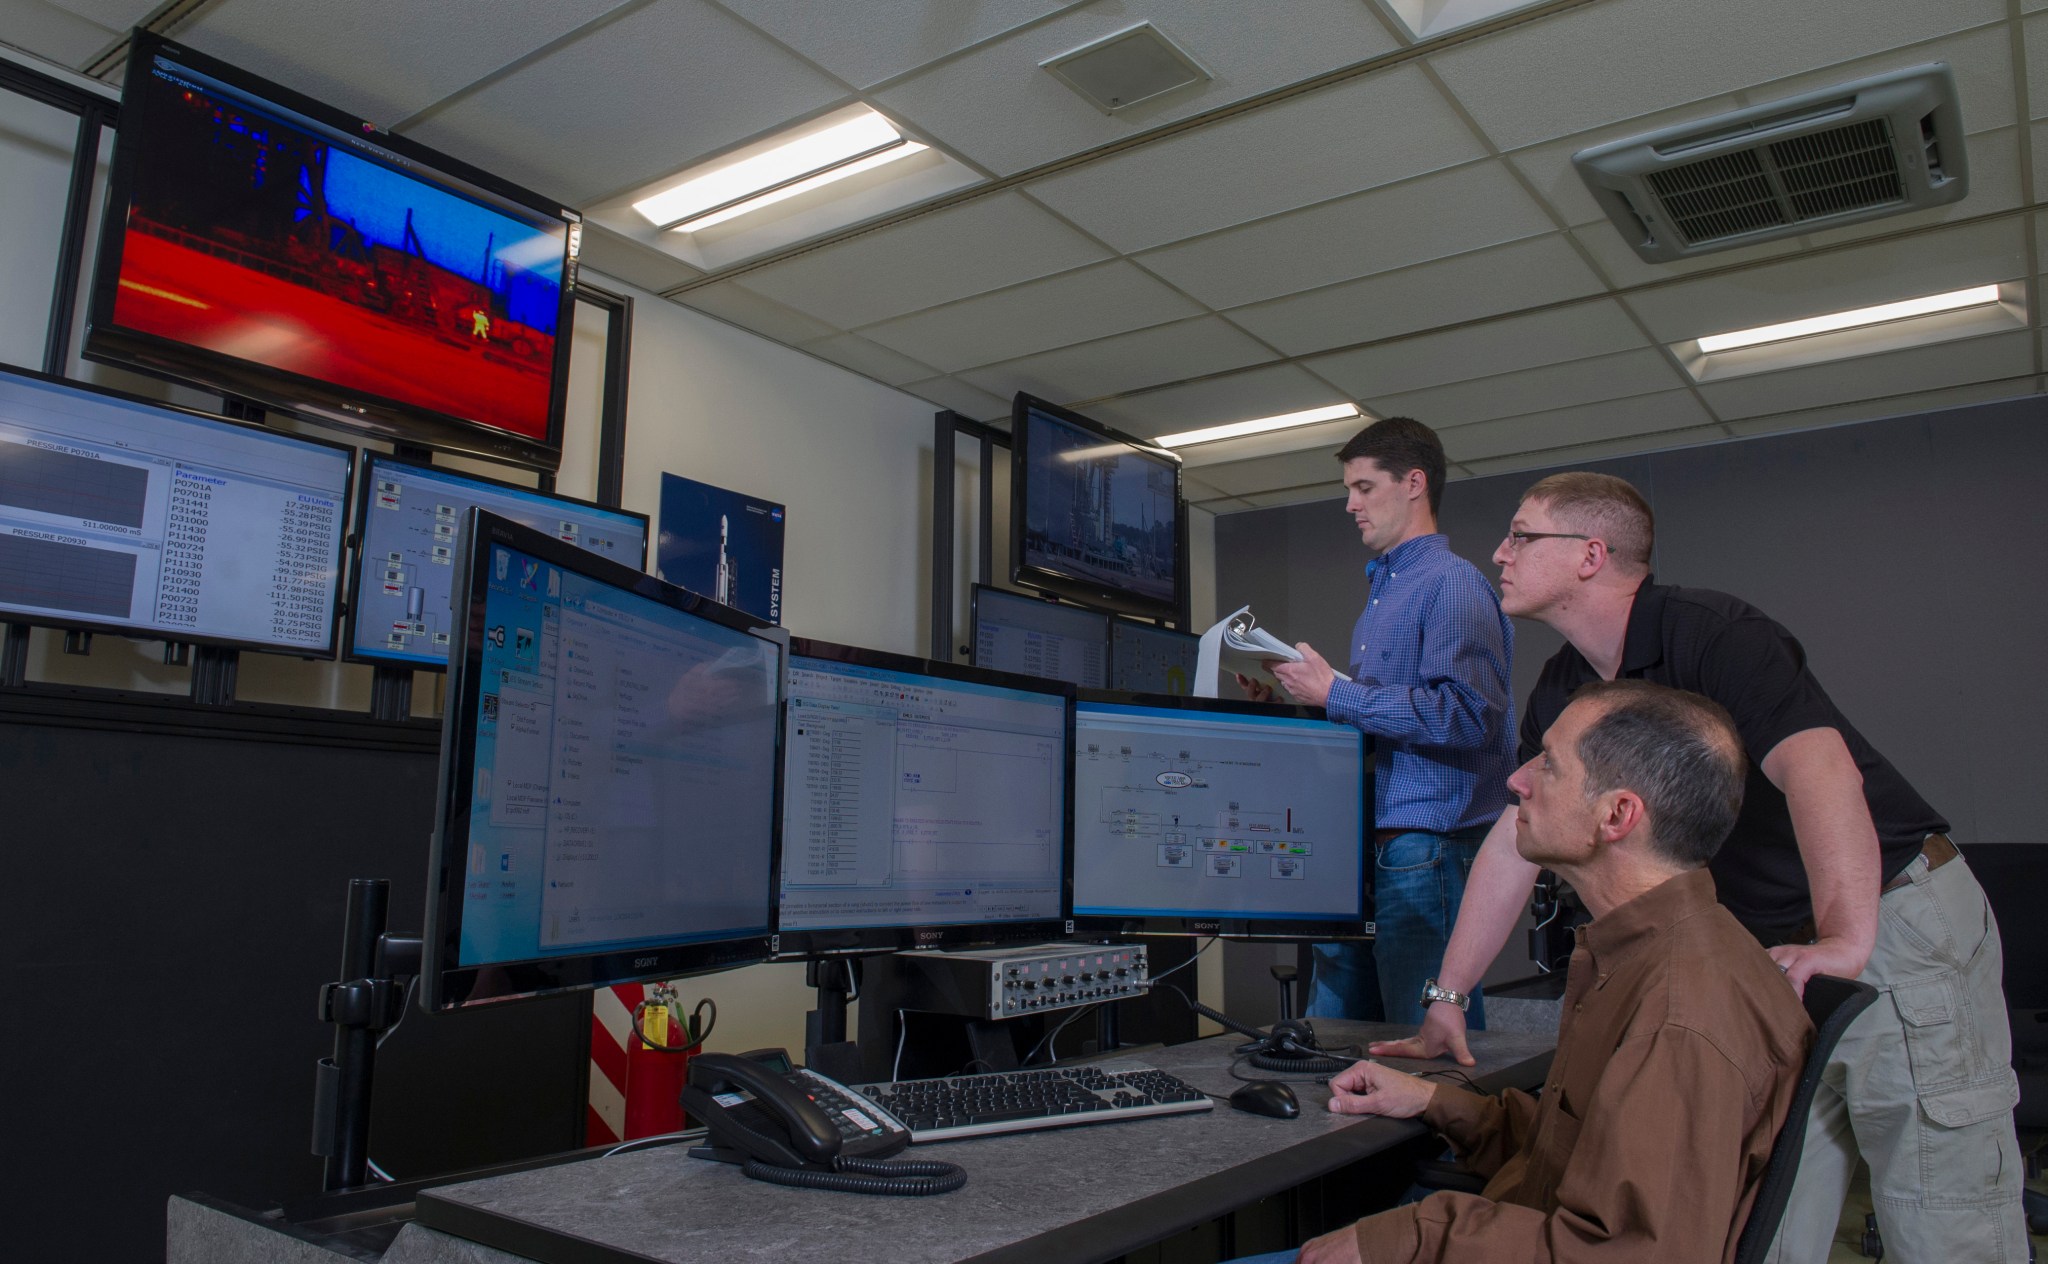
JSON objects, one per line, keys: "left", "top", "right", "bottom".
{"left": 1068, "top": 693, "right": 1371, "bottom": 940}
{"left": 775, "top": 639, "right": 1073, "bottom": 957}
{"left": 1009, "top": 392, "right": 1184, "bottom": 620}
{"left": 421, "top": 510, "right": 784, "bottom": 1010}
{"left": 1110, "top": 617, "right": 1200, "bottom": 695}
{"left": 970, "top": 583, "right": 1110, "bottom": 689}
{"left": 0, "top": 360, "right": 353, "bottom": 656}
{"left": 347, "top": 452, "right": 647, "bottom": 668}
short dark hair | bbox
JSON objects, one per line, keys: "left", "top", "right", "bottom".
{"left": 1336, "top": 416, "right": 1445, "bottom": 515}
{"left": 1568, "top": 680, "right": 1747, "bottom": 869}
{"left": 1522, "top": 472, "right": 1654, "bottom": 567}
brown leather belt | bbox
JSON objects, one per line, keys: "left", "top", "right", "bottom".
{"left": 1374, "top": 828, "right": 1407, "bottom": 844}
{"left": 1881, "top": 831, "right": 1958, "bottom": 895}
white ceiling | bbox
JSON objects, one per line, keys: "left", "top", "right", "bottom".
{"left": 9, "top": 0, "right": 2048, "bottom": 511}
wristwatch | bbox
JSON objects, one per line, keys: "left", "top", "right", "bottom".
{"left": 1419, "top": 978, "right": 1472, "bottom": 1012}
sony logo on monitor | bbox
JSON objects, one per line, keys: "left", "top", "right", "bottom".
{"left": 633, "top": 956, "right": 661, "bottom": 969}
{"left": 916, "top": 929, "right": 945, "bottom": 945}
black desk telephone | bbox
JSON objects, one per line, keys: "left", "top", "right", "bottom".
{"left": 683, "top": 1051, "right": 966, "bottom": 1196}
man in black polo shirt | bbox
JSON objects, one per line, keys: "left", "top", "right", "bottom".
{"left": 1370, "top": 472, "right": 2024, "bottom": 1262}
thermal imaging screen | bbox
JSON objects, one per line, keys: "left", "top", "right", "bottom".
{"left": 1110, "top": 619, "right": 1199, "bottom": 695}
{"left": 453, "top": 539, "right": 779, "bottom": 968}
{"left": 1070, "top": 701, "right": 1366, "bottom": 922}
{"left": 107, "top": 49, "right": 570, "bottom": 440}
{"left": 779, "top": 656, "right": 1068, "bottom": 932}
{"left": 972, "top": 586, "right": 1109, "bottom": 688}
{"left": 0, "top": 366, "right": 348, "bottom": 652}
{"left": 1019, "top": 403, "right": 1179, "bottom": 607}
{"left": 352, "top": 456, "right": 645, "bottom": 667}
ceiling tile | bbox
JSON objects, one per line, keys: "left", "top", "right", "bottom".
{"left": 182, "top": 0, "right": 633, "bottom": 131}
{"left": 4, "top": 0, "right": 120, "bottom": 69}
{"left": 1428, "top": 0, "right": 2004, "bottom": 152}
{"left": 1695, "top": 329, "right": 2036, "bottom": 419}
{"left": 1192, "top": 446, "right": 1351, "bottom": 498}
{"left": 1567, "top": 221, "right": 1815, "bottom": 291}
{"left": 737, "top": 192, "right": 1113, "bottom": 329}
{"left": 399, "top": 1, "right": 849, "bottom": 205}
{"left": 675, "top": 280, "right": 843, "bottom": 345}
{"left": 1725, "top": 378, "right": 2040, "bottom": 439}
{"left": 900, "top": 375, "right": 1012, "bottom": 421}
{"left": 958, "top": 316, "right": 1279, "bottom": 403}
{"left": 1439, "top": 390, "right": 1716, "bottom": 462}
{"left": 576, "top": 225, "right": 707, "bottom": 294}
{"left": 1134, "top": 159, "right": 1554, "bottom": 309}
{"left": 872, "top": 0, "right": 1399, "bottom": 176}
{"left": 713, "top": 0, "right": 1068, "bottom": 89}
{"left": 797, "top": 333, "right": 939, "bottom": 385}
{"left": 1620, "top": 217, "right": 2029, "bottom": 344}
{"left": 856, "top": 260, "right": 1203, "bottom": 372}
{"left": 1755, "top": 22, "right": 2016, "bottom": 131}
{"left": 1226, "top": 234, "right": 1607, "bottom": 356}
{"left": 1456, "top": 422, "right": 1730, "bottom": 479}
{"left": 1084, "top": 363, "right": 1347, "bottom": 438}
{"left": 1021, "top": 63, "right": 1484, "bottom": 253}
{"left": 1306, "top": 299, "right": 1649, "bottom": 397}
{"left": 1368, "top": 347, "right": 1690, "bottom": 428}
{"left": 49, "top": 0, "right": 158, "bottom": 24}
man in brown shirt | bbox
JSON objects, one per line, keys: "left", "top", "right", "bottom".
{"left": 1299, "top": 681, "right": 1812, "bottom": 1264}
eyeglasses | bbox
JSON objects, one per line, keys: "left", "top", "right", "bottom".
{"left": 1501, "top": 530, "right": 1592, "bottom": 554}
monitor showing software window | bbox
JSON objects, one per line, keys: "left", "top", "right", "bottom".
{"left": 422, "top": 510, "right": 782, "bottom": 1010}
{"left": 1070, "top": 694, "right": 1370, "bottom": 939}
{"left": 776, "top": 640, "right": 1071, "bottom": 955}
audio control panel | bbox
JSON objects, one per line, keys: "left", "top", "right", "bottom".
{"left": 892, "top": 942, "right": 1149, "bottom": 1020}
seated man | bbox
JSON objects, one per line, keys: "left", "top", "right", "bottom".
{"left": 1295, "top": 681, "right": 1813, "bottom": 1264}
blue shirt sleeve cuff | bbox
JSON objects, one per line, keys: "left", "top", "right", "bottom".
{"left": 1325, "top": 675, "right": 1367, "bottom": 723}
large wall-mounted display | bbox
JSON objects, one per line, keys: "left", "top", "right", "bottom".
{"left": 0, "top": 360, "right": 352, "bottom": 655}
{"left": 85, "top": 31, "right": 581, "bottom": 471}
{"left": 348, "top": 453, "right": 646, "bottom": 669}
{"left": 1010, "top": 392, "right": 1184, "bottom": 621}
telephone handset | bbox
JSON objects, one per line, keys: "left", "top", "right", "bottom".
{"left": 683, "top": 1052, "right": 965, "bottom": 1196}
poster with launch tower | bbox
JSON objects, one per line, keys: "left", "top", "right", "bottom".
{"left": 656, "top": 473, "right": 785, "bottom": 624}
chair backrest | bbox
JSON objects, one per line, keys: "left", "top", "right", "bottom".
{"left": 1731, "top": 974, "right": 1880, "bottom": 1264}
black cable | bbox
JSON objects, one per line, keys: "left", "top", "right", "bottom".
{"left": 1021, "top": 1001, "right": 1101, "bottom": 1067}
{"left": 1155, "top": 982, "right": 1363, "bottom": 1075}
{"left": 737, "top": 1153, "right": 967, "bottom": 1196}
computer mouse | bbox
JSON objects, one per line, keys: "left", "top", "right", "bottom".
{"left": 1228, "top": 1080, "right": 1300, "bottom": 1119}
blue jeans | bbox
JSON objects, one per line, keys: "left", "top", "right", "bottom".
{"left": 1307, "top": 830, "right": 1487, "bottom": 1028}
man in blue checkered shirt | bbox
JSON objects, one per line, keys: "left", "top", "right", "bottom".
{"left": 1251, "top": 418, "right": 1517, "bottom": 1027}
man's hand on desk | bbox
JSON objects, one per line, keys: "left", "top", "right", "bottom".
{"left": 1297, "top": 1223, "right": 1363, "bottom": 1264}
{"left": 1366, "top": 1001, "right": 1477, "bottom": 1067}
{"left": 1325, "top": 1058, "right": 1437, "bottom": 1120}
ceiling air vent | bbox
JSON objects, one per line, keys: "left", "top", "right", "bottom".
{"left": 1573, "top": 63, "right": 1966, "bottom": 263}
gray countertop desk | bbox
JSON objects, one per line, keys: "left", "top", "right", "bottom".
{"left": 386, "top": 1023, "right": 1552, "bottom": 1264}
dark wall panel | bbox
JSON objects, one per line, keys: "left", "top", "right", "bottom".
{"left": 1216, "top": 395, "right": 2048, "bottom": 844}
{"left": 0, "top": 694, "right": 587, "bottom": 1264}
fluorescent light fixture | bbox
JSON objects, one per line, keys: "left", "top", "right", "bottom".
{"left": 632, "top": 109, "right": 926, "bottom": 232}
{"left": 1696, "top": 285, "right": 2002, "bottom": 354}
{"left": 1155, "top": 403, "right": 1361, "bottom": 449}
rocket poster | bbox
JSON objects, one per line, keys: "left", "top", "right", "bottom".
{"left": 656, "top": 473, "right": 785, "bottom": 625}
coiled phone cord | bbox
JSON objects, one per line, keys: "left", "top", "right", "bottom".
{"left": 739, "top": 1153, "right": 968, "bottom": 1195}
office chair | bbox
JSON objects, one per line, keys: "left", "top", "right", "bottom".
{"left": 1730, "top": 974, "right": 1879, "bottom": 1264}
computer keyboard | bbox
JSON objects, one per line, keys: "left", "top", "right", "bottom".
{"left": 849, "top": 1064, "right": 1213, "bottom": 1143}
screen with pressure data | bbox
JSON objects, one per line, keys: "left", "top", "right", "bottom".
{"left": 450, "top": 536, "right": 779, "bottom": 971}
{"left": 0, "top": 364, "right": 350, "bottom": 654}
{"left": 351, "top": 454, "right": 646, "bottom": 666}
{"left": 779, "top": 653, "right": 1068, "bottom": 933}
{"left": 971, "top": 585, "right": 1109, "bottom": 688}
{"left": 1071, "top": 700, "right": 1366, "bottom": 922}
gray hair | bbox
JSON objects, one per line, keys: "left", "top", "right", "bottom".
{"left": 1569, "top": 680, "right": 1746, "bottom": 868}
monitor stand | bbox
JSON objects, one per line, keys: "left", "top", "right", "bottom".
{"left": 311, "top": 877, "right": 420, "bottom": 1192}
{"left": 803, "top": 958, "right": 863, "bottom": 1083}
